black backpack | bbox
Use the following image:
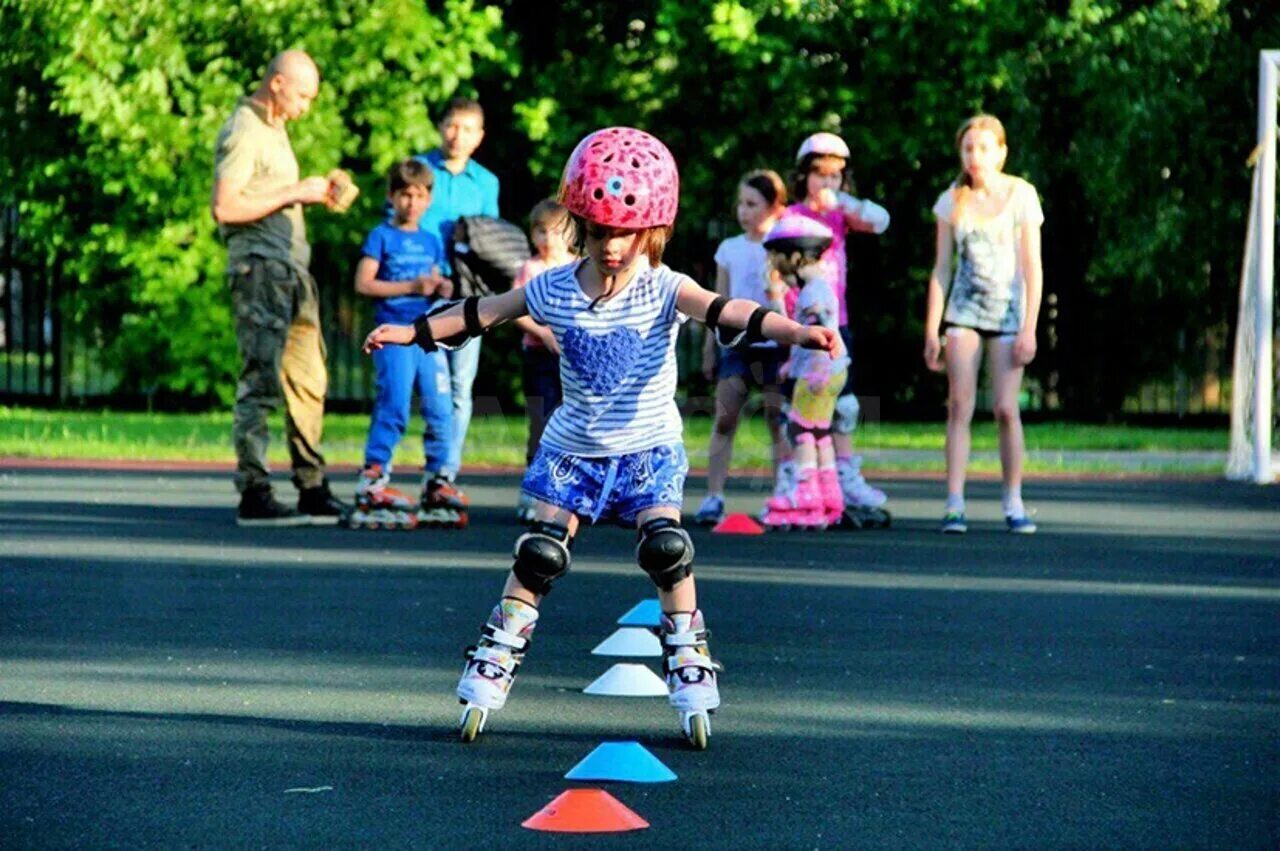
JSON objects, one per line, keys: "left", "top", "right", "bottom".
{"left": 449, "top": 215, "right": 531, "bottom": 297}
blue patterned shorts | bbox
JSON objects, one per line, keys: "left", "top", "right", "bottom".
{"left": 521, "top": 443, "right": 689, "bottom": 525}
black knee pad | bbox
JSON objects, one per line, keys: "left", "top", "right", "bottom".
{"left": 512, "top": 521, "right": 573, "bottom": 596}
{"left": 636, "top": 517, "right": 694, "bottom": 591}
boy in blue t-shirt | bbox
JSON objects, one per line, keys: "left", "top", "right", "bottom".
{"left": 352, "top": 160, "right": 466, "bottom": 529}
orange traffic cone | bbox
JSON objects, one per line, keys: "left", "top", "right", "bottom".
{"left": 712, "top": 512, "right": 764, "bottom": 535}
{"left": 521, "top": 788, "right": 649, "bottom": 833}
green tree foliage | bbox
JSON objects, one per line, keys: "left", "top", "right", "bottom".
{"left": 2, "top": 0, "right": 1277, "bottom": 413}
{"left": 492, "top": 0, "right": 1275, "bottom": 414}
{"left": 0, "top": 0, "right": 511, "bottom": 404}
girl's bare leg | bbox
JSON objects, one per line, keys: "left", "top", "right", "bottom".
{"left": 987, "top": 336, "right": 1026, "bottom": 505}
{"left": 943, "top": 329, "right": 983, "bottom": 502}
{"left": 706, "top": 376, "right": 749, "bottom": 496}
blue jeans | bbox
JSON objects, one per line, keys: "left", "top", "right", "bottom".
{"left": 444, "top": 339, "right": 482, "bottom": 478}
{"left": 364, "top": 344, "right": 452, "bottom": 475}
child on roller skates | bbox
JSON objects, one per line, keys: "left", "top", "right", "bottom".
{"left": 363, "top": 127, "right": 838, "bottom": 748}
{"left": 693, "top": 170, "right": 791, "bottom": 528}
{"left": 510, "top": 199, "right": 577, "bottom": 523}
{"left": 788, "top": 132, "right": 891, "bottom": 528}
{"left": 759, "top": 215, "right": 850, "bottom": 530}
{"left": 351, "top": 159, "right": 466, "bottom": 530}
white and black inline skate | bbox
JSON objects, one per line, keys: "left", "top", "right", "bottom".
{"left": 658, "top": 610, "right": 721, "bottom": 750}
{"left": 456, "top": 597, "right": 538, "bottom": 742}
{"left": 836, "top": 456, "right": 891, "bottom": 530}
{"left": 347, "top": 464, "right": 419, "bottom": 530}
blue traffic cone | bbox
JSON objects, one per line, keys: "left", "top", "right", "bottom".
{"left": 564, "top": 742, "right": 678, "bottom": 783}
{"left": 616, "top": 599, "right": 662, "bottom": 627}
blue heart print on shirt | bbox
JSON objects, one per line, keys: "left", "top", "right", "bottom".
{"left": 561, "top": 326, "right": 644, "bottom": 396}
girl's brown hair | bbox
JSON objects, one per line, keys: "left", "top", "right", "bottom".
{"left": 949, "top": 114, "right": 1007, "bottom": 222}
{"left": 741, "top": 169, "right": 787, "bottom": 209}
{"left": 789, "top": 153, "right": 849, "bottom": 203}
{"left": 572, "top": 216, "right": 671, "bottom": 266}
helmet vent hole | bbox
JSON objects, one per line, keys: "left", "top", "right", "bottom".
{"left": 631, "top": 158, "right": 640, "bottom": 168}
{"left": 603, "top": 153, "right": 614, "bottom": 163}
{"left": 624, "top": 194, "right": 636, "bottom": 206}
{"left": 592, "top": 188, "right": 605, "bottom": 200}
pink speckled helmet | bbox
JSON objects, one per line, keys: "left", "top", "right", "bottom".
{"left": 795, "top": 132, "right": 850, "bottom": 164}
{"left": 558, "top": 127, "right": 679, "bottom": 228}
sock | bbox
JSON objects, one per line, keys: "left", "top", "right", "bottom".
{"left": 945, "top": 493, "right": 965, "bottom": 514}
{"left": 1003, "top": 488, "right": 1025, "bottom": 518}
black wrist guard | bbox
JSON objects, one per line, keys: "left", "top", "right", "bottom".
{"left": 414, "top": 296, "right": 484, "bottom": 351}
{"left": 413, "top": 313, "right": 438, "bottom": 352}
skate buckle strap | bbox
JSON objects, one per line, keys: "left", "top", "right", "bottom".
{"left": 471, "top": 644, "right": 517, "bottom": 671}
{"left": 664, "top": 646, "right": 718, "bottom": 675}
{"left": 661, "top": 628, "right": 708, "bottom": 648}
{"left": 481, "top": 624, "right": 528, "bottom": 650}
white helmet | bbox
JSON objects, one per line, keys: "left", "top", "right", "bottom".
{"left": 795, "top": 132, "right": 849, "bottom": 164}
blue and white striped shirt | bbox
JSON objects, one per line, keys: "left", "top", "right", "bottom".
{"left": 524, "top": 258, "right": 689, "bottom": 457}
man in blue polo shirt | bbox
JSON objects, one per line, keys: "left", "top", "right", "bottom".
{"left": 414, "top": 97, "right": 500, "bottom": 493}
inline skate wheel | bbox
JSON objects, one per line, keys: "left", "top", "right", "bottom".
{"left": 683, "top": 711, "right": 709, "bottom": 750}
{"left": 459, "top": 705, "right": 486, "bottom": 743}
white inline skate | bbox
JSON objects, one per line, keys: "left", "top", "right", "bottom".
{"left": 659, "top": 610, "right": 721, "bottom": 750}
{"left": 456, "top": 597, "right": 538, "bottom": 742}
{"left": 837, "top": 455, "right": 891, "bottom": 530}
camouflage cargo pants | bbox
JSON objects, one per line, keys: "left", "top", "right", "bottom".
{"left": 229, "top": 256, "right": 328, "bottom": 493}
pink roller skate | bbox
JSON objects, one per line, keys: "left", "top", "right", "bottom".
{"left": 763, "top": 470, "right": 827, "bottom": 530}
{"left": 818, "top": 467, "right": 845, "bottom": 527}
{"left": 761, "top": 486, "right": 799, "bottom": 530}
{"left": 789, "top": 471, "right": 829, "bottom": 529}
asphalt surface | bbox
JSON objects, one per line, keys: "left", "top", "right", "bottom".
{"left": 2, "top": 467, "right": 1278, "bottom": 849}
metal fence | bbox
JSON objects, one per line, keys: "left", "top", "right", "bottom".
{"left": 0, "top": 211, "right": 1238, "bottom": 420}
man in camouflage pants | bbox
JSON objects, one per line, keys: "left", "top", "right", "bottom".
{"left": 211, "top": 49, "right": 347, "bottom": 526}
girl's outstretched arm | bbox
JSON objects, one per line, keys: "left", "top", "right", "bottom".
{"left": 676, "top": 279, "right": 838, "bottom": 355}
{"left": 923, "top": 220, "right": 953, "bottom": 372}
{"left": 363, "top": 287, "right": 529, "bottom": 353}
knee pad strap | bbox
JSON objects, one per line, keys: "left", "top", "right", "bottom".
{"left": 512, "top": 521, "right": 572, "bottom": 596}
{"left": 636, "top": 517, "right": 694, "bottom": 591}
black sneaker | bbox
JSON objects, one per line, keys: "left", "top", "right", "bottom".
{"left": 237, "top": 486, "right": 311, "bottom": 528}
{"left": 297, "top": 479, "right": 348, "bottom": 526}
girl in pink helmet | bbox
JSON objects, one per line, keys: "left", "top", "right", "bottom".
{"left": 693, "top": 169, "right": 790, "bottom": 528}
{"left": 789, "top": 131, "right": 891, "bottom": 525}
{"left": 924, "top": 115, "right": 1044, "bottom": 535}
{"left": 758, "top": 214, "right": 851, "bottom": 530}
{"left": 364, "top": 126, "right": 838, "bottom": 749}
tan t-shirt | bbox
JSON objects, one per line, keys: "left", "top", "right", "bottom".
{"left": 214, "top": 97, "right": 310, "bottom": 269}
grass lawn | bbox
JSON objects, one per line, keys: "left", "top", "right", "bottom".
{"left": 0, "top": 406, "right": 1227, "bottom": 475}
